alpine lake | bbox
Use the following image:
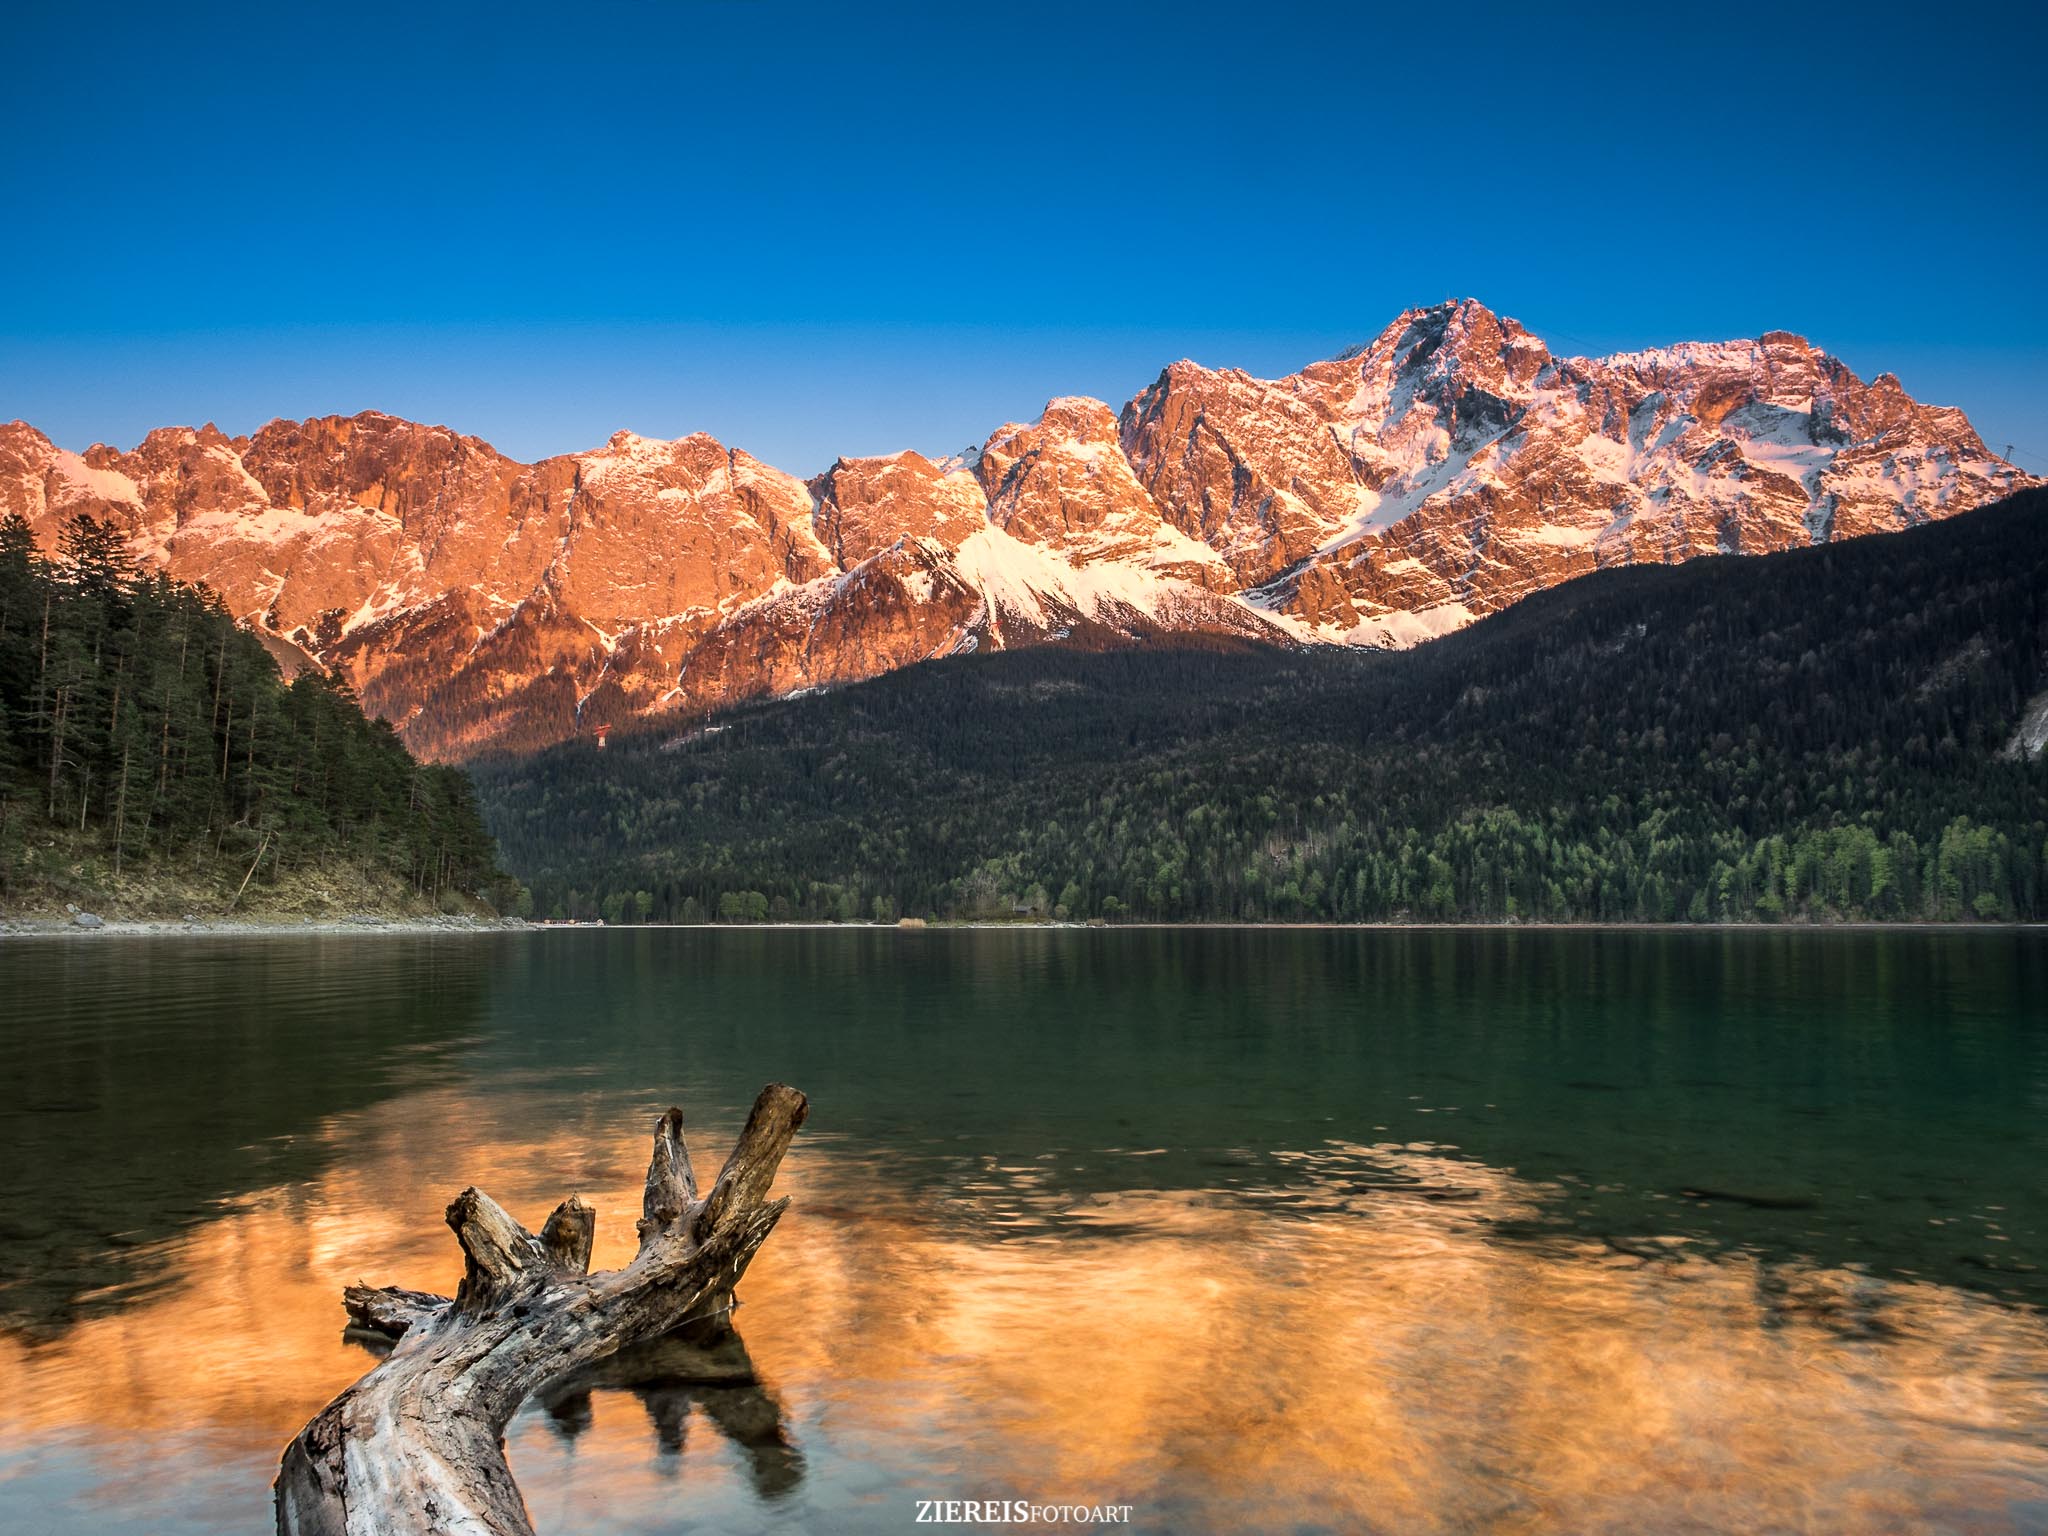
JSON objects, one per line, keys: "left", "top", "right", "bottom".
{"left": 2, "top": 927, "right": 2044, "bottom": 1534}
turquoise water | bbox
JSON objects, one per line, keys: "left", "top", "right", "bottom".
{"left": 2, "top": 929, "right": 2044, "bottom": 1532}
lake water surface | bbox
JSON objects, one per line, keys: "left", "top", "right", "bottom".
{"left": 2, "top": 928, "right": 2045, "bottom": 1534}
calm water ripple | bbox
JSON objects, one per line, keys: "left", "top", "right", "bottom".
{"left": 1, "top": 928, "right": 2044, "bottom": 1533}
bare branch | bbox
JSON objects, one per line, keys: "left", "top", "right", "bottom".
{"left": 540, "top": 1196, "right": 595, "bottom": 1276}
{"left": 342, "top": 1285, "right": 447, "bottom": 1340}
{"left": 447, "top": 1186, "right": 545, "bottom": 1314}
{"left": 637, "top": 1107, "right": 698, "bottom": 1249}
{"left": 693, "top": 1083, "right": 808, "bottom": 1242}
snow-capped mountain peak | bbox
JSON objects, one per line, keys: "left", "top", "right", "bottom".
{"left": 1, "top": 302, "right": 2030, "bottom": 759}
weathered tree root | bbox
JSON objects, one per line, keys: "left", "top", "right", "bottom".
{"left": 276, "top": 1084, "right": 809, "bottom": 1536}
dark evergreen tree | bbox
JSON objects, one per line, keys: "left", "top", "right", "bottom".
{"left": 0, "top": 515, "right": 508, "bottom": 911}
{"left": 470, "top": 488, "right": 2048, "bottom": 926}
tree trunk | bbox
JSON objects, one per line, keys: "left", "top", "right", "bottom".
{"left": 113, "top": 743, "right": 131, "bottom": 876}
{"left": 231, "top": 831, "right": 271, "bottom": 910}
{"left": 275, "top": 1084, "right": 809, "bottom": 1536}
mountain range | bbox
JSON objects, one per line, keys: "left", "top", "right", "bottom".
{"left": 2, "top": 300, "right": 2031, "bottom": 759}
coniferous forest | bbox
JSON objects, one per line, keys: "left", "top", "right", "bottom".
{"left": 0, "top": 512, "right": 505, "bottom": 915}
{"left": 473, "top": 488, "right": 2048, "bottom": 926}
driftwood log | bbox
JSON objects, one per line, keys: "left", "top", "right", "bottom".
{"left": 276, "top": 1083, "right": 809, "bottom": 1536}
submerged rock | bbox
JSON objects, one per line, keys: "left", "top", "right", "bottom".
{"left": 1679, "top": 1185, "right": 1818, "bottom": 1211}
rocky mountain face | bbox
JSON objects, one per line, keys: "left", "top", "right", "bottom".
{"left": 2, "top": 301, "right": 2031, "bottom": 759}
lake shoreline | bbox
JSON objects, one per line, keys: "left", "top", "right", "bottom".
{"left": 7, "top": 914, "right": 2043, "bottom": 940}
{"left": 0, "top": 913, "right": 532, "bottom": 940}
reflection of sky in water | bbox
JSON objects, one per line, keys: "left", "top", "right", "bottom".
{"left": 1, "top": 930, "right": 2045, "bottom": 1533}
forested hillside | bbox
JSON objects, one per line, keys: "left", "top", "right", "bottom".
{"left": 474, "top": 489, "right": 2048, "bottom": 926}
{"left": 0, "top": 513, "right": 506, "bottom": 917}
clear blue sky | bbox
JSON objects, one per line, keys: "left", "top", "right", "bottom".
{"left": 4, "top": 1, "right": 2043, "bottom": 476}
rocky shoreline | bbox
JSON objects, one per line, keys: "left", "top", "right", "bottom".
{"left": 0, "top": 907, "right": 528, "bottom": 939}
{"left": 10, "top": 912, "right": 2038, "bottom": 940}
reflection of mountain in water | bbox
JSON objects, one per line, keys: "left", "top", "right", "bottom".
{"left": 452, "top": 928, "right": 2048, "bottom": 1311}
{"left": 0, "top": 938, "right": 492, "bottom": 1335}
{"left": 521, "top": 1132, "right": 2048, "bottom": 1536}
{"left": 3, "top": 926, "right": 2041, "bottom": 1347}
{"left": 0, "top": 1041, "right": 2044, "bottom": 1535}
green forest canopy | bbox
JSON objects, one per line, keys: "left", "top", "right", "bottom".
{"left": 0, "top": 512, "right": 506, "bottom": 914}
{"left": 473, "top": 488, "right": 2048, "bottom": 926}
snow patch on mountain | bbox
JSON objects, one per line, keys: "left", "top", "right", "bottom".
{"left": 954, "top": 524, "right": 1180, "bottom": 626}
{"left": 1355, "top": 602, "right": 1478, "bottom": 647}
{"left": 2004, "top": 691, "right": 2048, "bottom": 761}
{"left": 52, "top": 452, "right": 142, "bottom": 508}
